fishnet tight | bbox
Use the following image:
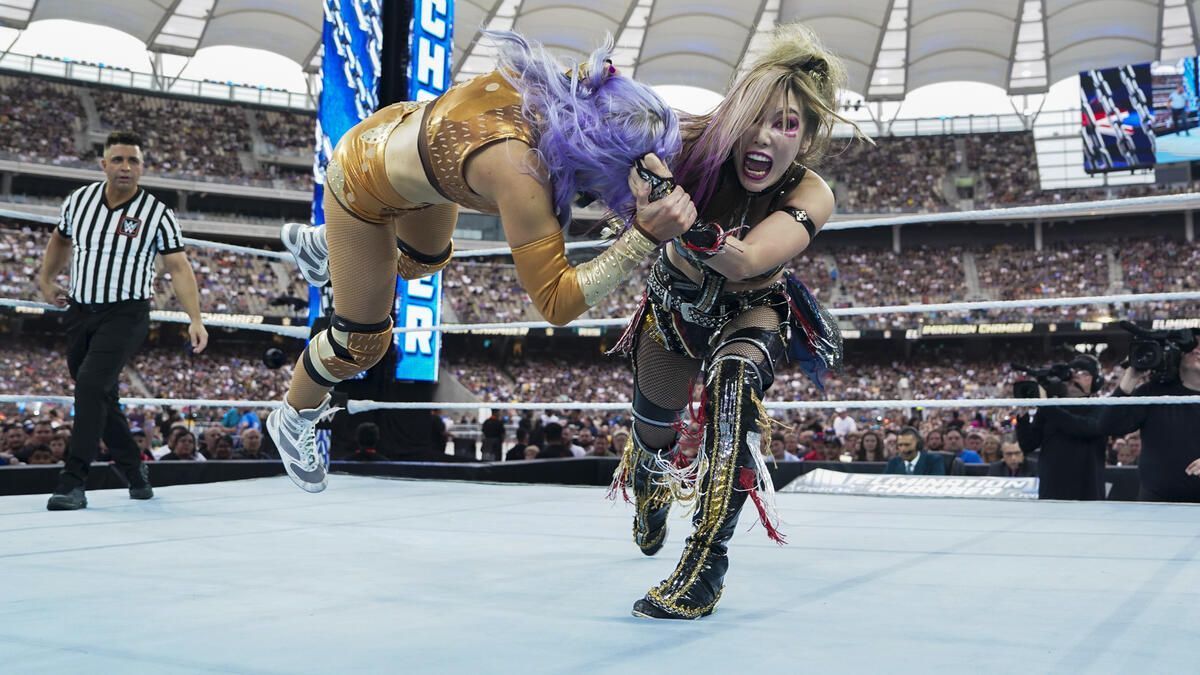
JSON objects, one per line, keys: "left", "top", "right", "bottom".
{"left": 632, "top": 306, "right": 783, "bottom": 450}
{"left": 286, "top": 192, "right": 458, "bottom": 409}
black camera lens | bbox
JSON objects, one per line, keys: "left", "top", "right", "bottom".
{"left": 1129, "top": 340, "right": 1162, "bottom": 371}
{"left": 1013, "top": 380, "right": 1040, "bottom": 399}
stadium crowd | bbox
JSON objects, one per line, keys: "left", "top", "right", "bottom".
{"left": 0, "top": 72, "right": 1191, "bottom": 209}
{"left": 6, "top": 218, "right": 1200, "bottom": 328}
{"left": 4, "top": 338, "right": 1143, "bottom": 469}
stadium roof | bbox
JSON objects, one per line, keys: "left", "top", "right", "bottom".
{"left": 0, "top": 0, "right": 1191, "bottom": 99}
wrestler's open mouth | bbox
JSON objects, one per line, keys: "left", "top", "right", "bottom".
{"left": 742, "top": 152, "right": 773, "bottom": 180}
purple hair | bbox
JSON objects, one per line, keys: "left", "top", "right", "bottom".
{"left": 487, "top": 31, "right": 682, "bottom": 226}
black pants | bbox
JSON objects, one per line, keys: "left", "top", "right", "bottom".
{"left": 58, "top": 300, "right": 150, "bottom": 491}
{"left": 1173, "top": 107, "right": 1189, "bottom": 135}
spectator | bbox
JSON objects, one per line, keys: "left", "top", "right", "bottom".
{"left": 943, "top": 429, "right": 983, "bottom": 464}
{"left": 1116, "top": 442, "right": 1138, "bottom": 467}
{"left": 988, "top": 442, "right": 1037, "bottom": 477}
{"left": 770, "top": 433, "right": 800, "bottom": 462}
{"left": 505, "top": 428, "right": 533, "bottom": 462}
{"left": 980, "top": 434, "right": 1002, "bottom": 464}
{"left": 603, "top": 427, "right": 630, "bottom": 457}
{"left": 26, "top": 445, "right": 56, "bottom": 465}
{"left": 859, "top": 432, "right": 884, "bottom": 462}
{"left": 160, "top": 430, "right": 200, "bottom": 461}
{"left": 536, "top": 423, "right": 573, "bottom": 459}
{"left": 348, "top": 423, "right": 385, "bottom": 462}
{"left": 234, "top": 428, "right": 274, "bottom": 460}
{"left": 481, "top": 412, "right": 505, "bottom": 461}
{"left": 925, "top": 429, "right": 944, "bottom": 452}
{"left": 832, "top": 408, "right": 857, "bottom": 439}
{"left": 211, "top": 435, "right": 235, "bottom": 460}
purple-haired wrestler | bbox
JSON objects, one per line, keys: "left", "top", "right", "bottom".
{"left": 270, "top": 31, "right": 695, "bottom": 492}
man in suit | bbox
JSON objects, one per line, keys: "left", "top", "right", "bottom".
{"left": 885, "top": 427, "right": 947, "bottom": 475}
{"left": 987, "top": 441, "right": 1037, "bottom": 478}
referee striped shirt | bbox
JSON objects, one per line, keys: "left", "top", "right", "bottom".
{"left": 56, "top": 181, "right": 184, "bottom": 304}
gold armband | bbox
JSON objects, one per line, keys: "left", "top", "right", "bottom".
{"left": 510, "top": 226, "right": 657, "bottom": 326}
{"left": 575, "top": 226, "right": 657, "bottom": 306}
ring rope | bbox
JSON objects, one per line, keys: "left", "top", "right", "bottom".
{"left": 451, "top": 192, "right": 1200, "bottom": 257}
{"left": 4, "top": 289, "right": 1200, "bottom": 339}
{"left": 7, "top": 192, "right": 1200, "bottom": 262}
{"left": 3, "top": 394, "right": 1199, "bottom": 413}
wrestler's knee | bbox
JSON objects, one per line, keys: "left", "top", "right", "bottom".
{"left": 709, "top": 326, "right": 786, "bottom": 391}
{"left": 301, "top": 314, "right": 393, "bottom": 386}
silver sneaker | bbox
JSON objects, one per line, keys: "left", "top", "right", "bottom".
{"left": 267, "top": 395, "right": 338, "bottom": 493}
{"left": 281, "top": 222, "right": 330, "bottom": 287}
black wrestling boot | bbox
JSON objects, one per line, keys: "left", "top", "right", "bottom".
{"left": 631, "top": 434, "right": 672, "bottom": 557}
{"left": 126, "top": 462, "right": 154, "bottom": 500}
{"left": 632, "top": 357, "right": 766, "bottom": 620}
{"left": 47, "top": 486, "right": 88, "bottom": 511}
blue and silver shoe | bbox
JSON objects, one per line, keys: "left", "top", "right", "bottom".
{"left": 267, "top": 395, "right": 337, "bottom": 493}
{"left": 281, "top": 222, "right": 330, "bottom": 287}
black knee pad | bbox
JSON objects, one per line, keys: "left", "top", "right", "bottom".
{"left": 633, "top": 379, "right": 685, "bottom": 431}
{"left": 712, "top": 327, "right": 785, "bottom": 391}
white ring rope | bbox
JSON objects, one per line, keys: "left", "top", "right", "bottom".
{"left": 0, "top": 208, "right": 293, "bottom": 261}
{"left": 452, "top": 192, "right": 1200, "bottom": 257}
{"left": 5, "top": 290, "right": 1200, "bottom": 339}
{"left": 8, "top": 192, "right": 1199, "bottom": 262}
{"left": 2, "top": 394, "right": 1199, "bottom": 413}
{"left": 0, "top": 298, "right": 310, "bottom": 338}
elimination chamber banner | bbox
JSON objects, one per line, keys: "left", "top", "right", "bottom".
{"left": 784, "top": 469, "right": 1039, "bottom": 500}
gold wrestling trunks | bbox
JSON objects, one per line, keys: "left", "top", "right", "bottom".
{"left": 325, "top": 71, "right": 536, "bottom": 225}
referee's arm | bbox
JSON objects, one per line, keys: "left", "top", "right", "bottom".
{"left": 163, "top": 251, "right": 208, "bottom": 354}
{"left": 38, "top": 230, "right": 72, "bottom": 308}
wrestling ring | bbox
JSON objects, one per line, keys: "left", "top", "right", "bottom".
{"left": 2, "top": 195, "right": 1199, "bottom": 673}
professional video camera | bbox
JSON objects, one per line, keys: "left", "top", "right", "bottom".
{"left": 1011, "top": 363, "right": 1073, "bottom": 399}
{"left": 1119, "top": 321, "right": 1199, "bottom": 385}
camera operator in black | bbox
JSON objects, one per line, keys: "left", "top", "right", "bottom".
{"left": 1016, "top": 355, "right": 1108, "bottom": 500}
{"left": 1050, "top": 330, "right": 1200, "bottom": 502}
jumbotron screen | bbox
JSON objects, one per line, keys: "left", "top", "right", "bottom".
{"left": 1080, "top": 63, "right": 1155, "bottom": 172}
{"left": 1081, "top": 56, "right": 1200, "bottom": 172}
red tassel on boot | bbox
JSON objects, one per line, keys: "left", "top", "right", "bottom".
{"left": 738, "top": 467, "right": 786, "bottom": 545}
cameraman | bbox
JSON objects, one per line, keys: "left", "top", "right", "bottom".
{"left": 1051, "top": 337, "right": 1200, "bottom": 502}
{"left": 1016, "top": 355, "right": 1107, "bottom": 500}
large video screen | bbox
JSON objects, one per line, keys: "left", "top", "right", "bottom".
{"left": 1080, "top": 63, "right": 1155, "bottom": 172}
{"left": 1081, "top": 57, "right": 1200, "bottom": 172}
{"left": 1150, "top": 57, "right": 1200, "bottom": 164}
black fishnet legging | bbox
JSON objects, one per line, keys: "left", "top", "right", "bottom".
{"left": 632, "top": 306, "right": 783, "bottom": 450}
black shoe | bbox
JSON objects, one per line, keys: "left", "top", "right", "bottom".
{"left": 127, "top": 463, "right": 154, "bottom": 500}
{"left": 47, "top": 487, "right": 88, "bottom": 511}
{"left": 631, "top": 597, "right": 714, "bottom": 620}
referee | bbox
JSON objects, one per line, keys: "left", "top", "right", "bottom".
{"left": 37, "top": 131, "right": 208, "bottom": 510}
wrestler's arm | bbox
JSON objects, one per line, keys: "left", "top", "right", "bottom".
{"left": 700, "top": 171, "right": 835, "bottom": 282}
{"left": 468, "top": 141, "right": 693, "bottom": 326}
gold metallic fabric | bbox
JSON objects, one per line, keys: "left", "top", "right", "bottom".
{"left": 397, "top": 241, "right": 455, "bottom": 280}
{"left": 419, "top": 71, "right": 536, "bottom": 214}
{"left": 327, "top": 101, "right": 427, "bottom": 225}
{"left": 307, "top": 319, "right": 394, "bottom": 383}
{"left": 575, "top": 226, "right": 657, "bottom": 306}
{"left": 511, "top": 227, "right": 658, "bottom": 326}
{"left": 509, "top": 229, "right": 587, "bottom": 326}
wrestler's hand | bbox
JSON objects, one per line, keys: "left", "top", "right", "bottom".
{"left": 629, "top": 155, "right": 696, "bottom": 243}
{"left": 1186, "top": 458, "right": 1200, "bottom": 477}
